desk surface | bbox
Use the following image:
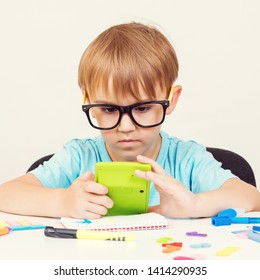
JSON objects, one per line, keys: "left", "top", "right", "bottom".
{"left": 1, "top": 211, "right": 260, "bottom": 260}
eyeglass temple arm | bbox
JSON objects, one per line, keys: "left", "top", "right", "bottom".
{"left": 82, "top": 91, "right": 87, "bottom": 105}
{"left": 168, "top": 84, "right": 174, "bottom": 103}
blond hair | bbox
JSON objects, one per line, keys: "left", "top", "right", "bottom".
{"left": 78, "top": 22, "right": 179, "bottom": 101}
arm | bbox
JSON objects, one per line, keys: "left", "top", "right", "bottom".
{"left": 0, "top": 173, "right": 113, "bottom": 219}
{"left": 192, "top": 178, "right": 260, "bottom": 217}
{"left": 136, "top": 155, "right": 260, "bottom": 218}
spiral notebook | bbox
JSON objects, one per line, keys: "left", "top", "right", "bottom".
{"left": 61, "top": 213, "right": 168, "bottom": 231}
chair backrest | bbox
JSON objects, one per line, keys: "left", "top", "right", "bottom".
{"left": 206, "top": 147, "right": 256, "bottom": 187}
{"left": 27, "top": 148, "right": 257, "bottom": 187}
{"left": 27, "top": 154, "right": 54, "bottom": 173}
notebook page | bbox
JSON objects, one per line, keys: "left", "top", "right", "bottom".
{"left": 61, "top": 213, "right": 168, "bottom": 231}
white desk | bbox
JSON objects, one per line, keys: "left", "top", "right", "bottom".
{"left": 1, "top": 211, "right": 260, "bottom": 260}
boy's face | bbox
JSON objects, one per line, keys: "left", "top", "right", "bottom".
{"left": 88, "top": 83, "right": 181, "bottom": 162}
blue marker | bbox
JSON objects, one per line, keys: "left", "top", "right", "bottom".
{"left": 247, "top": 231, "right": 260, "bottom": 243}
{"left": 217, "top": 208, "right": 244, "bottom": 218}
{"left": 11, "top": 224, "right": 46, "bottom": 231}
{"left": 212, "top": 216, "right": 260, "bottom": 226}
{"left": 252, "top": 226, "right": 260, "bottom": 233}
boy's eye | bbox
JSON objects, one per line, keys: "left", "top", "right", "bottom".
{"left": 100, "top": 106, "right": 118, "bottom": 113}
{"left": 134, "top": 105, "right": 151, "bottom": 113}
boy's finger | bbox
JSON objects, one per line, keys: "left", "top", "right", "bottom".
{"left": 135, "top": 170, "right": 177, "bottom": 193}
{"left": 77, "top": 171, "right": 95, "bottom": 182}
{"left": 81, "top": 211, "right": 102, "bottom": 220}
{"left": 84, "top": 181, "right": 109, "bottom": 195}
{"left": 135, "top": 170, "right": 164, "bottom": 185}
{"left": 136, "top": 154, "right": 166, "bottom": 174}
{"left": 84, "top": 202, "right": 110, "bottom": 216}
{"left": 87, "top": 193, "right": 114, "bottom": 209}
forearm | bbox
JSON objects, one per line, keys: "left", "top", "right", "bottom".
{"left": 0, "top": 175, "right": 66, "bottom": 217}
{"left": 193, "top": 178, "right": 260, "bottom": 218}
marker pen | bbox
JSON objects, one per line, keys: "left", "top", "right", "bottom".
{"left": 252, "top": 226, "right": 260, "bottom": 233}
{"left": 11, "top": 224, "right": 46, "bottom": 231}
{"left": 212, "top": 216, "right": 260, "bottom": 226}
{"left": 247, "top": 231, "right": 260, "bottom": 243}
{"left": 0, "top": 227, "right": 11, "bottom": 236}
{"left": 44, "top": 226, "right": 136, "bottom": 241}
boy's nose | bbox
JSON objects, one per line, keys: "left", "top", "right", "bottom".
{"left": 117, "top": 113, "right": 136, "bottom": 132}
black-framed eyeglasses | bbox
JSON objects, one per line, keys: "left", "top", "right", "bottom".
{"left": 81, "top": 85, "right": 174, "bottom": 130}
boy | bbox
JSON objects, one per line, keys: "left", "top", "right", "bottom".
{"left": 0, "top": 22, "right": 259, "bottom": 219}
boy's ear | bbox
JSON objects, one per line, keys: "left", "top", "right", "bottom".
{"left": 166, "top": 85, "right": 182, "bottom": 115}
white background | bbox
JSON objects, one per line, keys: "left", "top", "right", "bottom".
{"left": 0, "top": 0, "right": 259, "bottom": 189}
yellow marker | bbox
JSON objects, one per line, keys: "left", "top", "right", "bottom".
{"left": 44, "top": 226, "right": 136, "bottom": 241}
{"left": 216, "top": 246, "right": 240, "bottom": 256}
{"left": 77, "top": 230, "right": 135, "bottom": 241}
{"left": 0, "top": 220, "right": 10, "bottom": 227}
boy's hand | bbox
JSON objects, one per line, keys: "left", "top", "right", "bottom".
{"left": 135, "top": 155, "right": 198, "bottom": 218}
{"left": 60, "top": 172, "right": 113, "bottom": 219}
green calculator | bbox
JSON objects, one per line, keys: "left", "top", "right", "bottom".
{"left": 95, "top": 162, "right": 151, "bottom": 216}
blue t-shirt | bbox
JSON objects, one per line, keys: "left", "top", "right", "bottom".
{"left": 30, "top": 131, "right": 236, "bottom": 206}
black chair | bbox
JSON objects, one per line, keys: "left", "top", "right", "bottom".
{"left": 27, "top": 154, "right": 54, "bottom": 173}
{"left": 27, "top": 148, "right": 257, "bottom": 187}
{"left": 206, "top": 147, "right": 256, "bottom": 187}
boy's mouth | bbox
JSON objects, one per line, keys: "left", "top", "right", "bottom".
{"left": 118, "top": 139, "right": 139, "bottom": 146}
{"left": 119, "top": 139, "right": 137, "bottom": 142}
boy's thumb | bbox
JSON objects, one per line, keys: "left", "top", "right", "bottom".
{"left": 77, "top": 171, "right": 95, "bottom": 182}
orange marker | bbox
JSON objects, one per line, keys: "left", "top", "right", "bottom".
{"left": 0, "top": 227, "right": 11, "bottom": 236}
{"left": 162, "top": 245, "right": 182, "bottom": 253}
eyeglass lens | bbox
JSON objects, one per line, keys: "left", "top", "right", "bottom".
{"left": 87, "top": 103, "right": 165, "bottom": 129}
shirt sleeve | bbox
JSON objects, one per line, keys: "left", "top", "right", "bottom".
{"left": 183, "top": 142, "right": 238, "bottom": 193}
{"left": 29, "top": 140, "right": 82, "bottom": 188}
